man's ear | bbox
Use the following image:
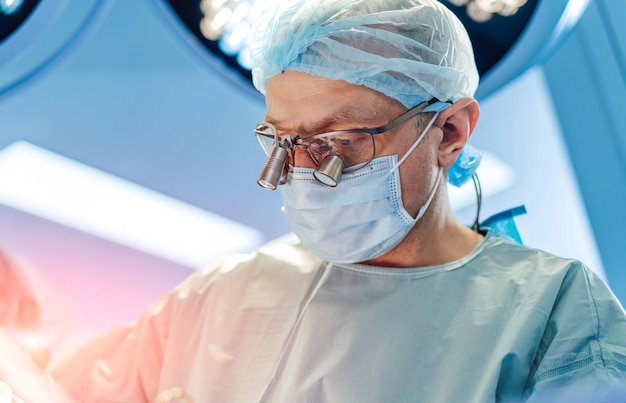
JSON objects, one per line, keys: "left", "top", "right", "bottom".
{"left": 434, "top": 97, "right": 479, "bottom": 168}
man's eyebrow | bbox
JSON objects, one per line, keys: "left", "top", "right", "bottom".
{"left": 266, "top": 106, "right": 379, "bottom": 135}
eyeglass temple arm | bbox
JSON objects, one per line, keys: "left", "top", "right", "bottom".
{"left": 364, "top": 98, "right": 445, "bottom": 135}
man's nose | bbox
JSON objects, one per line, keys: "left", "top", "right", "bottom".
{"left": 292, "top": 147, "right": 318, "bottom": 169}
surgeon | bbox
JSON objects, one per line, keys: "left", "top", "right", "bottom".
{"left": 38, "top": 0, "right": 626, "bottom": 401}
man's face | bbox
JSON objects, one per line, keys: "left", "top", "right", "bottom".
{"left": 264, "top": 70, "right": 442, "bottom": 219}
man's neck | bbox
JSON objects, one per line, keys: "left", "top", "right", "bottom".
{"left": 359, "top": 205, "right": 484, "bottom": 269}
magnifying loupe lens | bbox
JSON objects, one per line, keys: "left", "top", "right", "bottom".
{"left": 313, "top": 153, "right": 345, "bottom": 187}
{"left": 257, "top": 146, "right": 288, "bottom": 190}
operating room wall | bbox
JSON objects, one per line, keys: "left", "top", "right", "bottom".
{"left": 0, "top": 0, "right": 620, "bottom": 339}
{"left": 543, "top": 0, "right": 626, "bottom": 304}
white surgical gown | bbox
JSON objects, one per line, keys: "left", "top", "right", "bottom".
{"left": 47, "top": 231, "right": 626, "bottom": 402}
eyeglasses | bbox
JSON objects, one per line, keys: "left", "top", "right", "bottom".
{"left": 255, "top": 98, "right": 440, "bottom": 190}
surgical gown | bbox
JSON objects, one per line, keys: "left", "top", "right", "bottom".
{"left": 47, "top": 231, "right": 626, "bottom": 402}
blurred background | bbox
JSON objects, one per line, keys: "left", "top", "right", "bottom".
{"left": 0, "top": 0, "right": 624, "bottom": 346}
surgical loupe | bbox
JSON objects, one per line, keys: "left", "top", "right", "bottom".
{"left": 312, "top": 151, "right": 345, "bottom": 187}
{"left": 256, "top": 123, "right": 349, "bottom": 189}
{"left": 257, "top": 142, "right": 289, "bottom": 190}
{"left": 256, "top": 125, "right": 290, "bottom": 190}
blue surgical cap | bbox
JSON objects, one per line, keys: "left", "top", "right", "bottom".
{"left": 250, "top": 0, "right": 480, "bottom": 110}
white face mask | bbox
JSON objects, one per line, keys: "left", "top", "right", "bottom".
{"left": 280, "top": 114, "right": 442, "bottom": 263}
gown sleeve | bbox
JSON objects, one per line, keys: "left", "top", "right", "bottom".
{"left": 45, "top": 278, "right": 181, "bottom": 401}
{"left": 525, "top": 263, "right": 626, "bottom": 402}
{"left": 47, "top": 236, "right": 324, "bottom": 402}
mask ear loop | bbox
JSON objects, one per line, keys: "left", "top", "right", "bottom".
{"left": 390, "top": 112, "right": 440, "bottom": 173}
{"left": 381, "top": 108, "right": 484, "bottom": 233}
{"left": 386, "top": 111, "right": 442, "bottom": 222}
{"left": 414, "top": 167, "right": 443, "bottom": 221}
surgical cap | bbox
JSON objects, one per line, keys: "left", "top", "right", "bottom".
{"left": 250, "top": 0, "right": 480, "bottom": 110}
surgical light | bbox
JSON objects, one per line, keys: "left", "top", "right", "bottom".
{"left": 199, "top": 0, "right": 265, "bottom": 69}
{"left": 0, "top": 0, "right": 24, "bottom": 15}
{"left": 445, "top": 0, "right": 528, "bottom": 22}
{"left": 0, "top": 0, "right": 110, "bottom": 100}
{"left": 0, "top": 0, "right": 38, "bottom": 44}
{"left": 195, "top": 0, "right": 531, "bottom": 77}
{"left": 154, "top": 0, "right": 588, "bottom": 102}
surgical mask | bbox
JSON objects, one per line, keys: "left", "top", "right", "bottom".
{"left": 280, "top": 114, "right": 442, "bottom": 263}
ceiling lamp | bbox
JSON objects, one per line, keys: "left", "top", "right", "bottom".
{"left": 0, "top": 0, "right": 38, "bottom": 44}
{"left": 0, "top": 0, "right": 25, "bottom": 15}
{"left": 153, "top": 0, "right": 590, "bottom": 102}
{"left": 198, "top": 0, "right": 270, "bottom": 71}
{"left": 0, "top": 0, "right": 111, "bottom": 100}
{"left": 447, "top": 0, "right": 529, "bottom": 22}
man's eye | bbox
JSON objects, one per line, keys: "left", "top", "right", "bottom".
{"left": 331, "top": 133, "right": 367, "bottom": 146}
{"left": 332, "top": 137, "right": 352, "bottom": 145}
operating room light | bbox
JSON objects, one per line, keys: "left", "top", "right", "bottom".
{"left": 0, "top": 0, "right": 24, "bottom": 15}
{"left": 1, "top": 0, "right": 111, "bottom": 100}
{"left": 0, "top": 142, "right": 263, "bottom": 268}
{"left": 157, "top": 0, "right": 587, "bottom": 110}
{"left": 198, "top": 0, "right": 530, "bottom": 57}
{"left": 199, "top": 0, "right": 271, "bottom": 70}
{"left": 448, "top": 0, "right": 528, "bottom": 22}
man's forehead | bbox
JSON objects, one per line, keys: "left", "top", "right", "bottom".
{"left": 264, "top": 72, "right": 403, "bottom": 133}
{"left": 265, "top": 104, "right": 394, "bottom": 135}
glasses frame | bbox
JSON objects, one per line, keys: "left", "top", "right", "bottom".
{"left": 255, "top": 98, "right": 442, "bottom": 171}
